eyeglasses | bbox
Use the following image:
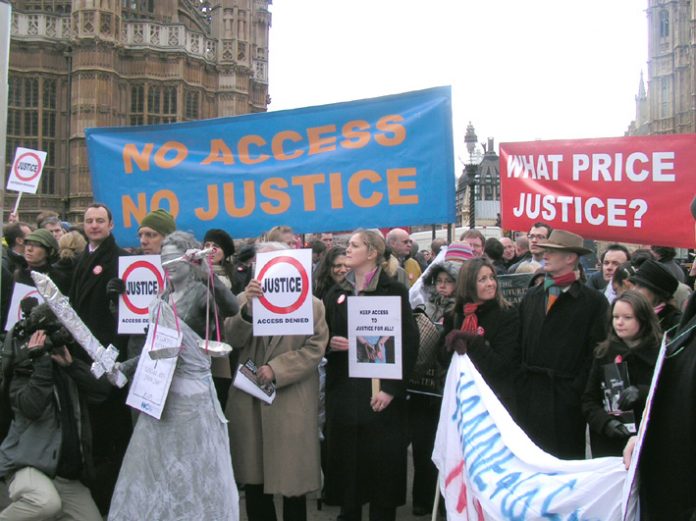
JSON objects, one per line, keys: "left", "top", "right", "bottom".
{"left": 527, "top": 234, "right": 547, "bottom": 240}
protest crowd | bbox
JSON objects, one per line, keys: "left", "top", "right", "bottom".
{"left": 0, "top": 194, "right": 695, "bottom": 521}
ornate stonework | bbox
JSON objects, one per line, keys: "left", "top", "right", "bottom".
{"left": 628, "top": 1, "right": 696, "bottom": 135}
{"left": 6, "top": 0, "right": 272, "bottom": 223}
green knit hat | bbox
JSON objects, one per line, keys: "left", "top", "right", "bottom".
{"left": 25, "top": 228, "right": 59, "bottom": 257}
{"left": 139, "top": 209, "right": 176, "bottom": 236}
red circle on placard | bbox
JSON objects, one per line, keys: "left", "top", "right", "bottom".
{"left": 121, "top": 260, "right": 164, "bottom": 314}
{"left": 16, "top": 290, "right": 40, "bottom": 320}
{"left": 257, "top": 256, "right": 309, "bottom": 314}
{"left": 13, "top": 152, "right": 43, "bottom": 182}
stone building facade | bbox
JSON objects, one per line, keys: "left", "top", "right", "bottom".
{"left": 628, "top": 0, "right": 696, "bottom": 135}
{"left": 5, "top": 0, "right": 271, "bottom": 223}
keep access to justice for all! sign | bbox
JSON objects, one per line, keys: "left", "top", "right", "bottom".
{"left": 348, "top": 295, "right": 402, "bottom": 380}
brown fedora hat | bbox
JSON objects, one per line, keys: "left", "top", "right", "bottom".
{"left": 538, "top": 230, "right": 592, "bottom": 255}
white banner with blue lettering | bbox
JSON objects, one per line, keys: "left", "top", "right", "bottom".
{"left": 433, "top": 354, "right": 636, "bottom": 520}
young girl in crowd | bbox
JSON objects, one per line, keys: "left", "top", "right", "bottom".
{"left": 442, "top": 257, "right": 520, "bottom": 415}
{"left": 322, "top": 229, "right": 418, "bottom": 521}
{"left": 581, "top": 290, "right": 661, "bottom": 457}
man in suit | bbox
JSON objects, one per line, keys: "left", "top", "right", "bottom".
{"left": 69, "top": 203, "right": 131, "bottom": 514}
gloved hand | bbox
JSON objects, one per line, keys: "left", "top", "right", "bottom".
{"left": 445, "top": 330, "right": 481, "bottom": 354}
{"left": 617, "top": 386, "right": 641, "bottom": 411}
{"left": 603, "top": 418, "right": 631, "bottom": 439}
{"left": 106, "top": 277, "right": 126, "bottom": 297}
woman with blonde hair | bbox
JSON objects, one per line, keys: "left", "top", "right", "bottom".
{"left": 51, "top": 230, "right": 88, "bottom": 290}
{"left": 322, "top": 229, "right": 418, "bottom": 521}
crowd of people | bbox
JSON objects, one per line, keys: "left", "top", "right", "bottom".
{"left": 0, "top": 197, "right": 695, "bottom": 521}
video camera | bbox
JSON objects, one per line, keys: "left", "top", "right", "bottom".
{"left": 13, "top": 298, "right": 77, "bottom": 359}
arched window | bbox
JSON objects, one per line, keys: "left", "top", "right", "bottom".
{"left": 659, "top": 10, "right": 669, "bottom": 38}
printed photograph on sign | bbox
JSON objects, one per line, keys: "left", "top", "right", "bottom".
{"left": 356, "top": 335, "right": 395, "bottom": 364}
{"left": 348, "top": 296, "right": 402, "bottom": 379}
{"left": 252, "top": 248, "right": 314, "bottom": 336}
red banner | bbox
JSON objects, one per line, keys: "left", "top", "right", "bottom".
{"left": 500, "top": 135, "right": 696, "bottom": 248}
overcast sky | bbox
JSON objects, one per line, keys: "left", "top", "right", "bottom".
{"left": 268, "top": 1, "right": 648, "bottom": 169}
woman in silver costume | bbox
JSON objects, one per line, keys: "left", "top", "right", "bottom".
{"left": 108, "top": 231, "right": 240, "bottom": 521}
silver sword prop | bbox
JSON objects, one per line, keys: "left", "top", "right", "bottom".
{"left": 30, "top": 271, "right": 128, "bottom": 388}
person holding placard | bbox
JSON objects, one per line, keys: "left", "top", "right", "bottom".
{"left": 322, "top": 229, "right": 418, "bottom": 521}
{"left": 108, "top": 231, "right": 239, "bottom": 521}
{"left": 623, "top": 195, "right": 696, "bottom": 519}
{"left": 224, "top": 241, "right": 328, "bottom": 521}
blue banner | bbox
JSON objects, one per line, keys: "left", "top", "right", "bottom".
{"left": 86, "top": 86, "right": 455, "bottom": 246}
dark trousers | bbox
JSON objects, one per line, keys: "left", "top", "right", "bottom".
{"left": 409, "top": 395, "right": 440, "bottom": 511}
{"left": 338, "top": 504, "right": 396, "bottom": 521}
{"left": 244, "top": 484, "right": 306, "bottom": 521}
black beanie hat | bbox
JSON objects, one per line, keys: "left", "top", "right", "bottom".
{"left": 203, "top": 229, "right": 235, "bottom": 259}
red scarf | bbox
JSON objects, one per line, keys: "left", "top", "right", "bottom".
{"left": 460, "top": 302, "right": 480, "bottom": 333}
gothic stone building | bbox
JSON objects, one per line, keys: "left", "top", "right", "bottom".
{"left": 628, "top": 0, "right": 696, "bottom": 135}
{"left": 5, "top": 0, "right": 271, "bottom": 223}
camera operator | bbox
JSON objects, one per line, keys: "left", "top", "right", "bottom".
{"left": 0, "top": 304, "right": 110, "bottom": 520}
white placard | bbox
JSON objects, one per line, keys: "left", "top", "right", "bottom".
{"left": 252, "top": 248, "right": 313, "bottom": 336}
{"left": 4, "top": 282, "right": 45, "bottom": 331}
{"left": 347, "top": 296, "right": 402, "bottom": 380}
{"left": 126, "top": 325, "right": 180, "bottom": 419}
{"left": 6, "top": 147, "right": 47, "bottom": 194}
{"left": 118, "top": 255, "right": 164, "bottom": 334}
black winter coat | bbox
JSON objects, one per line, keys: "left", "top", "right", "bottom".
{"left": 640, "top": 292, "right": 696, "bottom": 520}
{"left": 581, "top": 338, "right": 658, "bottom": 457}
{"left": 658, "top": 303, "right": 682, "bottom": 336}
{"left": 322, "top": 269, "right": 419, "bottom": 508}
{"left": 67, "top": 234, "right": 131, "bottom": 512}
{"left": 515, "top": 281, "right": 609, "bottom": 460}
{"left": 68, "top": 234, "right": 129, "bottom": 356}
{"left": 441, "top": 300, "right": 520, "bottom": 415}
{"left": 14, "top": 261, "right": 71, "bottom": 296}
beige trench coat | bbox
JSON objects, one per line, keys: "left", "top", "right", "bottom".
{"left": 224, "top": 294, "right": 328, "bottom": 496}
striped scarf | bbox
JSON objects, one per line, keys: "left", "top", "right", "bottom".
{"left": 543, "top": 271, "right": 579, "bottom": 313}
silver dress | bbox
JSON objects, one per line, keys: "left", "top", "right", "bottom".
{"left": 108, "top": 286, "right": 239, "bottom": 521}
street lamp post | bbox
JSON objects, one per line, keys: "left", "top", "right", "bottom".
{"left": 465, "top": 163, "right": 477, "bottom": 229}
{"left": 464, "top": 122, "right": 478, "bottom": 229}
